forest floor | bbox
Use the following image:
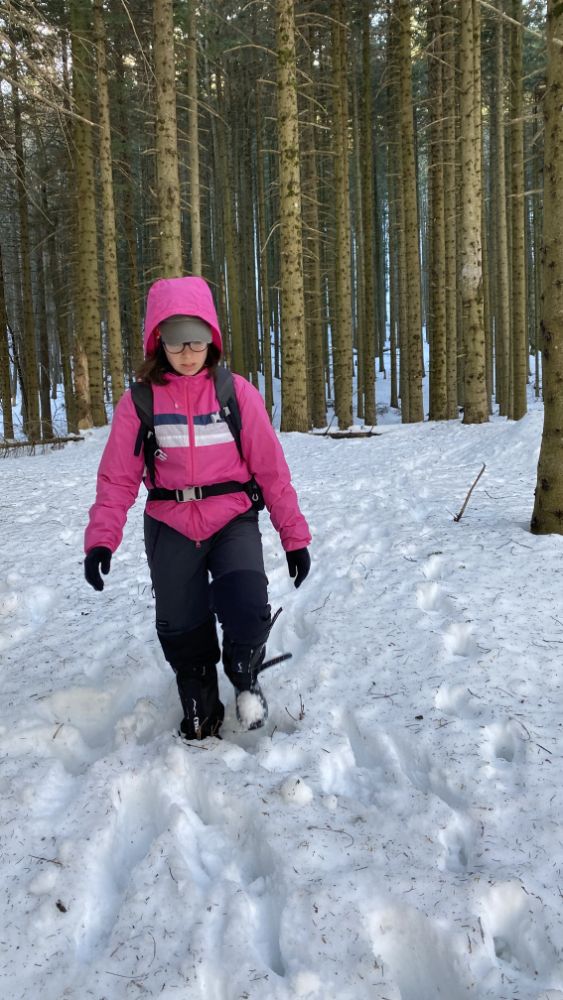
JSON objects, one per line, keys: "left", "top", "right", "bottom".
{"left": 1, "top": 375, "right": 563, "bottom": 1000}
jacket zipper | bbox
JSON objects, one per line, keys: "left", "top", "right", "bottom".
{"left": 184, "top": 379, "right": 201, "bottom": 546}
{"left": 184, "top": 378, "right": 196, "bottom": 485}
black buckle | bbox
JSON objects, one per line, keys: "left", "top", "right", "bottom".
{"left": 175, "top": 486, "right": 203, "bottom": 502}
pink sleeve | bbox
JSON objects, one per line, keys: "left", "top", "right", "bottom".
{"left": 235, "top": 376, "right": 311, "bottom": 552}
{"left": 84, "top": 390, "right": 145, "bottom": 554}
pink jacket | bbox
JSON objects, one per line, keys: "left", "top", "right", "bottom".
{"left": 84, "top": 277, "right": 311, "bottom": 555}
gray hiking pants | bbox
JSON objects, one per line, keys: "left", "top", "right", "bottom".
{"left": 144, "top": 509, "right": 271, "bottom": 649}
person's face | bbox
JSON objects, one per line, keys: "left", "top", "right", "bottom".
{"left": 161, "top": 338, "right": 209, "bottom": 376}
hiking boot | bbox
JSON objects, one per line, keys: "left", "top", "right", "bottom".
{"left": 235, "top": 683, "right": 268, "bottom": 731}
{"left": 176, "top": 663, "right": 224, "bottom": 740}
{"left": 223, "top": 639, "right": 268, "bottom": 731}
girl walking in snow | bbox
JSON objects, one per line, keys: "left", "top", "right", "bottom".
{"left": 84, "top": 276, "right": 311, "bottom": 739}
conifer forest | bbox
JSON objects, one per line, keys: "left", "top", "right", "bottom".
{"left": 2, "top": 1, "right": 563, "bottom": 531}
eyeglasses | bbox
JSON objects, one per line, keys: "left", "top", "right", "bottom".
{"left": 161, "top": 340, "right": 209, "bottom": 355}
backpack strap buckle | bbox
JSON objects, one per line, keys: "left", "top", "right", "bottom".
{"left": 175, "top": 486, "right": 203, "bottom": 502}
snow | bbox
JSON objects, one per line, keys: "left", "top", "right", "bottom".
{"left": 2, "top": 373, "right": 563, "bottom": 999}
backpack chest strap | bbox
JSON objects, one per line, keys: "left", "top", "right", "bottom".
{"left": 147, "top": 479, "right": 257, "bottom": 503}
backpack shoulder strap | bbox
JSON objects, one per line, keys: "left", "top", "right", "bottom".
{"left": 131, "top": 381, "right": 154, "bottom": 442}
{"left": 131, "top": 381, "right": 157, "bottom": 484}
{"left": 214, "top": 367, "right": 244, "bottom": 460}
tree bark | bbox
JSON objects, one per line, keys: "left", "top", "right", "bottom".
{"left": 256, "top": 84, "right": 274, "bottom": 418}
{"left": 93, "top": 0, "right": 124, "bottom": 405}
{"left": 494, "top": 11, "right": 510, "bottom": 415}
{"left": 360, "top": 2, "right": 376, "bottom": 426}
{"left": 531, "top": 1, "right": 563, "bottom": 533}
{"left": 443, "top": 0, "right": 458, "bottom": 418}
{"left": 276, "top": 0, "right": 308, "bottom": 432}
{"left": 397, "top": 0, "right": 423, "bottom": 422}
{"left": 11, "top": 49, "right": 40, "bottom": 438}
{"left": 331, "top": 0, "right": 354, "bottom": 430}
{"left": 70, "top": 0, "right": 105, "bottom": 428}
{"left": 0, "top": 246, "right": 14, "bottom": 440}
{"left": 187, "top": 0, "right": 202, "bottom": 275}
{"left": 459, "top": 0, "right": 488, "bottom": 423}
{"left": 153, "top": 0, "right": 183, "bottom": 276}
{"left": 509, "top": 0, "right": 528, "bottom": 419}
{"left": 428, "top": 0, "right": 447, "bottom": 421}
{"left": 300, "top": 23, "right": 326, "bottom": 429}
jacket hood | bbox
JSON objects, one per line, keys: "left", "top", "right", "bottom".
{"left": 144, "top": 276, "right": 223, "bottom": 357}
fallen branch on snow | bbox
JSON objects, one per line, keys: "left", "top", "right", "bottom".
{"left": 453, "top": 463, "right": 486, "bottom": 522}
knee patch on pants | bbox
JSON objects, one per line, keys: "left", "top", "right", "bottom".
{"left": 158, "top": 616, "right": 220, "bottom": 673}
{"left": 212, "top": 570, "right": 271, "bottom": 646}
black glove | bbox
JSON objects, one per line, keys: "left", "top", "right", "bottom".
{"left": 84, "top": 546, "right": 112, "bottom": 591}
{"left": 286, "top": 547, "right": 311, "bottom": 588}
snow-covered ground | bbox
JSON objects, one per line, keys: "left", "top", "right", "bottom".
{"left": 2, "top": 375, "right": 563, "bottom": 1000}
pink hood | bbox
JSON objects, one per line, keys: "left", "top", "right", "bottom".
{"left": 144, "top": 276, "right": 223, "bottom": 357}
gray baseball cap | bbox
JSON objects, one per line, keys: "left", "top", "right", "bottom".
{"left": 159, "top": 315, "right": 213, "bottom": 346}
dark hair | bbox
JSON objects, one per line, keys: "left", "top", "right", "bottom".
{"left": 135, "top": 342, "right": 221, "bottom": 385}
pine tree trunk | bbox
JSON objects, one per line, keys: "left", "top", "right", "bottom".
{"left": 459, "top": 0, "right": 488, "bottom": 424}
{"left": 509, "top": 0, "right": 528, "bottom": 419}
{"left": 11, "top": 50, "right": 40, "bottom": 438}
{"left": 153, "top": 0, "right": 182, "bottom": 276}
{"left": 494, "top": 11, "right": 510, "bottom": 416}
{"left": 532, "top": 85, "right": 543, "bottom": 401}
{"left": 112, "top": 23, "right": 143, "bottom": 376}
{"left": 35, "top": 244, "right": 53, "bottom": 439}
{"left": 531, "top": 0, "right": 563, "bottom": 533}
{"left": 70, "top": 0, "right": 105, "bottom": 428}
{"left": 215, "top": 72, "right": 244, "bottom": 373}
{"left": 397, "top": 0, "right": 423, "bottom": 422}
{"left": 0, "top": 245, "right": 14, "bottom": 440}
{"left": 187, "top": 0, "right": 202, "bottom": 275}
{"left": 428, "top": 0, "right": 447, "bottom": 421}
{"left": 300, "top": 25, "right": 326, "bottom": 428}
{"left": 93, "top": 0, "right": 124, "bottom": 406}
{"left": 331, "top": 0, "right": 354, "bottom": 430}
{"left": 239, "top": 100, "right": 259, "bottom": 383}
{"left": 443, "top": 0, "right": 458, "bottom": 418}
{"left": 360, "top": 2, "right": 376, "bottom": 426}
{"left": 276, "top": 0, "right": 308, "bottom": 432}
{"left": 256, "top": 86, "right": 274, "bottom": 418}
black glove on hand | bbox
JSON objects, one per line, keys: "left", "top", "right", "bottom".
{"left": 286, "top": 547, "right": 311, "bottom": 588}
{"left": 84, "top": 546, "right": 112, "bottom": 591}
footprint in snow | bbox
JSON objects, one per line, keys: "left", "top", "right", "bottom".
{"left": 479, "top": 881, "right": 562, "bottom": 979}
{"left": 421, "top": 553, "right": 448, "bottom": 581}
{"left": 366, "top": 901, "right": 479, "bottom": 1000}
{"left": 435, "top": 683, "right": 483, "bottom": 720}
{"left": 442, "top": 622, "right": 479, "bottom": 658}
{"left": 439, "top": 813, "right": 478, "bottom": 874}
{"left": 416, "top": 581, "right": 454, "bottom": 615}
{"left": 381, "top": 730, "right": 466, "bottom": 811}
{"left": 483, "top": 720, "right": 524, "bottom": 766}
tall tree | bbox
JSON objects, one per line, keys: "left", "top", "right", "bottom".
{"left": 93, "top": 0, "right": 124, "bottom": 406}
{"left": 276, "top": 0, "right": 308, "bottom": 432}
{"left": 0, "top": 245, "right": 14, "bottom": 440}
{"left": 70, "top": 0, "right": 106, "bottom": 428}
{"left": 509, "top": 0, "right": 528, "bottom": 419}
{"left": 397, "top": 0, "right": 423, "bottom": 422}
{"left": 186, "top": 0, "right": 202, "bottom": 275}
{"left": 443, "top": 0, "right": 458, "bottom": 418}
{"left": 153, "top": 0, "right": 182, "bottom": 276}
{"left": 331, "top": 0, "right": 354, "bottom": 429}
{"left": 360, "top": 2, "right": 376, "bottom": 426}
{"left": 11, "top": 47, "right": 40, "bottom": 438}
{"left": 493, "top": 9, "right": 510, "bottom": 416}
{"left": 459, "top": 0, "right": 488, "bottom": 423}
{"left": 531, "top": 1, "right": 563, "bottom": 534}
{"left": 428, "top": 0, "right": 447, "bottom": 420}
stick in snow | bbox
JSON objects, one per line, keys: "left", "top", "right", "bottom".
{"left": 453, "top": 463, "right": 486, "bottom": 522}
